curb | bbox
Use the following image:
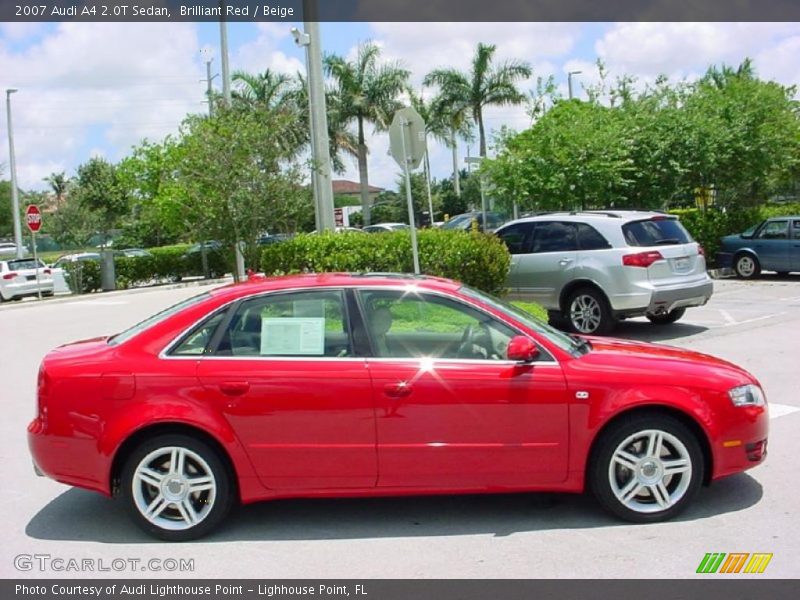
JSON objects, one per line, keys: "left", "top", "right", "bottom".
{"left": 0, "top": 276, "right": 234, "bottom": 311}
{"left": 709, "top": 268, "right": 734, "bottom": 279}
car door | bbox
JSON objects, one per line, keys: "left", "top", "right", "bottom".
{"left": 751, "top": 219, "right": 791, "bottom": 272}
{"left": 356, "top": 289, "right": 570, "bottom": 489}
{"left": 511, "top": 221, "right": 578, "bottom": 307}
{"left": 496, "top": 222, "right": 536, "bottom": 291}
{"left": 195, "top": 289, "right": 376, "bottom": 491}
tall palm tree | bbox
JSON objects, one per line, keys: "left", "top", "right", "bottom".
{"left": 231, "top": 69, "right": 295, "bottom": 111}
{"left": 424, "top": 43, "right": 532, "bottom": 158}
{"left": 44, "top": 171, "right": 69, "bottom": 206}
{"left": 325, "top": 42, "right": 410, "bottom": 225}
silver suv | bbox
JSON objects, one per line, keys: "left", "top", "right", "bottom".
{"left": 495, "top": 211, "right": 713, "bottom": 334}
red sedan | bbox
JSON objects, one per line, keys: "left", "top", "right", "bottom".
{"left": 28, "top": 274, "right": 768, "bottom": 540}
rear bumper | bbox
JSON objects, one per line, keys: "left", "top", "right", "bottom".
{"left": 647, "top": 277, "right": 714, "bottom": 314}
{"left": 1, "top": 278, "right": 54, "bottom": 299}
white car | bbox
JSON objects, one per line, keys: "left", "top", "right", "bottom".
{"left": 0, "top": 242, "right": 20, "bottom": 257}
{"left": 0, "top": 258, "right": 54, "bottom": 302}
{"left": 362, "top": 223, "right": 410, "bottom": 233}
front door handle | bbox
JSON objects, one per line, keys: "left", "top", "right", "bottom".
{"left": 384, "top": 382, "right": 412, "bottom": 398}
{"left": 219, "top": 381, "right": 250, "bottom": 396}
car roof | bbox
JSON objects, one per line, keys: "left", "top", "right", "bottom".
{"left": 507, "top": 210, "right": 672, "bottom": 226}
{"left": 209, "top": 272, "right": 462, "bottom": 301}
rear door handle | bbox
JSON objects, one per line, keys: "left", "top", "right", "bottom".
{"left": 219, "top": 381, "right": 250, "bottom": 396}
{"left": 384, "top": 382, "right": 412, "bottom": 398}
{"left": 559, "top": 258, "right": 574, "bottom": 266}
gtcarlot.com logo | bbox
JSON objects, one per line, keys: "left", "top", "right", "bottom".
{"left": 696, "top": 552, "right": 773, "bottom": 574}
{"left": 14, "top": 554, "right": 194, "bottom": 573}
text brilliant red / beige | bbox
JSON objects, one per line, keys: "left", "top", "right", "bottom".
{"left": 181, "top": 5, "right": 295, "bottom": 18}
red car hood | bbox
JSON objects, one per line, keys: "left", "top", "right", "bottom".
{"left": 569, "top": 336, "right": 757, "bottom": 389}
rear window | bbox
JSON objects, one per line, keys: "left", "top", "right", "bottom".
{"left": 622, "top": 218, "right": 692, "bottom": 247}
{"left": 108, "top": 292, "right": 212, "bottom": 346}
{"left": 6, "top": 258, "right": 44, "bottom": 270}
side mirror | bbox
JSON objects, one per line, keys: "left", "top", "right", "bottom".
{"left": 507, "top": 336, "right": 539, "bottom": 363}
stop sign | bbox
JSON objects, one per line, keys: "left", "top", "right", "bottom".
{"left": 25, "top": 205, "right": 42, "bottom": 233}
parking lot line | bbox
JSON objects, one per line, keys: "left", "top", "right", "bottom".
{"left": 768, "top": 403, "right": 800, "bottom": 419}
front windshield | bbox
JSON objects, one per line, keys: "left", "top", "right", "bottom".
{"left": 441, "top": 214, "right": 473, "bottom": 230}
{"left": 108, "top": 292, "right": 211, "bottom": 346}
{"left": 459, "top": 285, "right": 580, "bottom": 355}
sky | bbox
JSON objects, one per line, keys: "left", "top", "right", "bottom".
{"left": 1, "top": 21, "right": 799, "bottom": 193}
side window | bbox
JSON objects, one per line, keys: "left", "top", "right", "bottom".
{"left": 531, "top": 222, "right": 578, "bottom": 253}
{"left": 758, "top": 220, "right": 789, "bottom": 239}
{"left": 793, "top": 221, "right": 800, "bottom": 240}
{"left": 358, "top": 290, "right": 528, "bottom": 361}
{"left": 214, "top": 290, "right": 351, "bottom": 358}
{"left": 171, "top": 310, "right": 227, "bottom": 356}
{"left": 497, "top": 223, "right": 534, "bottom": 254}
{"left": 577, "top": 223, "right": 611, "bottom": 250}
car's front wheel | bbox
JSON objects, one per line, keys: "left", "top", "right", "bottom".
{"left": 565, "top": 287, "right": 616, "bottom": 335}
{"left": 121, "top": 434, "right": 234, "bottom": 541}
{"left": 646, "top": 308, "right": 686, "bottom": 325}
{"left": 589, "top": 414, "right": 703, "bottom": 523}
{"left": 734, "top": 254, "right": 760, "bottom": 279}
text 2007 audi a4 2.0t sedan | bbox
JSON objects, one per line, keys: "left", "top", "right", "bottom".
{"left": 28, "top": 274, "right": 768, "bottom": 540}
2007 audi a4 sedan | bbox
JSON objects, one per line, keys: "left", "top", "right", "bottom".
{"left": 28, "top": 273, "right": 768, "bottom": 540}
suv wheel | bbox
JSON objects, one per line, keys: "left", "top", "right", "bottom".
{"left": 734, "top": 254, "right": 760, "bottom": 279}
{"left": 646, "top": 308, "right": 686, "bottom": 325}
{"left": 566, "top": 287, "right": 616, "bottom": 335}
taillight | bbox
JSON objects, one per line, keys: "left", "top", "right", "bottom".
{"left": 37, "top": 364, "right": 50, "bottom": 423}
{"left": 622, "top": 251, "right": 663, "bottom": 268}
{"left": 2, "top": 271, "right": 18, "bottom": 280}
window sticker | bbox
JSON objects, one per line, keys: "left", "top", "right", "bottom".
{"left": 261, "top": 317, "right": 325, "bottom": 355}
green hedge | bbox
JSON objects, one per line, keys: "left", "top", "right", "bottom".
{"left": 115, "top": 245, "right": 228, "bottom": 289}
{"left": 671, "top": 202, "right": 800, "bottom": 266}
{"left": 63, "top": 260, "right": 102, "bottom": 294}
{"left": 261, "top": 229, "right": 512, "bottom": 295}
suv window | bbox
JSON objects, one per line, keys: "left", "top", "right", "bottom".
{"left": 531, "top": 222, "right": 577, "bottom": 253}
{"left": 622, "top": 218, "right": 692, "bottom": 247}
{"left": 758, "top": 220, "right": 789, "bottom": 240}
{"left": 497, "top": 223, "right": 534, "bottom": 254}
{"left": 577, "top": 223, "right": 611, "bottom": 250}
{"left": 214, "top": 290, "right": 352, "bottom": 358}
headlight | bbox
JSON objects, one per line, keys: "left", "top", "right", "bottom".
{"left": 728, "top": 384, "right": 766, "bottom": 407}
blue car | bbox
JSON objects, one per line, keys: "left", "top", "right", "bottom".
{"left": 717, "top": 216, "right": 800, "bottom": 278}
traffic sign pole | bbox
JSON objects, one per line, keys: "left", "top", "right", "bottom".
{"left": 25, "top": 205, "right": 43, "bottom": 300}
{"left": 32, "top": 230, "right": 41, "bottom": 300}
{"left": 400, "top": 118, "right": 421, "bottom": 275}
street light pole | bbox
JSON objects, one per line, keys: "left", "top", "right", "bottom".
{"left": 5, "top": 89, "right": 23, "bottom": 259}
{"left": 568, "top": 70, "right": 582, "bottom": 100}
{"left": 219, "top": 3, "right": 231, "bottom": 106}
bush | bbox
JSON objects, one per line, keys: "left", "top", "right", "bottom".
{"left": 114, "top": 244, "right": 229, "bottom": 289}
{"left": 63, "top": 260, "right": 101, "bottom": 294}
{"left": 261, "top": 229, "right": 511, "bottom": 295}
{"left": 670, "top": 202, "right": 800, "bottom": 267}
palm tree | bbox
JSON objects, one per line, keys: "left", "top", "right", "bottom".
{"left": 424, "top": 43, "right": 532, "bottom": 158}
{"left": 325, "top": 41, "right": 410, "bottom": 225}
{"left": 44, "top": 171, "right": 69, "bottom": 206}
{"left": 231, "top": 69, "right": 295, "bottom": 111}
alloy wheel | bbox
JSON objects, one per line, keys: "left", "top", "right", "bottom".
{"left": 569, "top": 294, "right": 602, "bottom": 334}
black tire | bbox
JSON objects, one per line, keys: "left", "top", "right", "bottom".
{"left": 646, "top": 308, "right": 686, "bottom": 325}
{"left": 565, "top": 287, "right": 616, "bottom": 335}
{"left": 120, "top": 433, "right": 234, "bottom": 541}
{"left": 734, "top": 253, "right": 760, "bottom": 279}
{"left": 589, "top": 413, "right": 704, "bottom": 523}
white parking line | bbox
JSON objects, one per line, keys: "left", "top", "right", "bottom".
{"left": 72, "top": 300, "right": 129, "bottom": 306}
{"left": 769, "top": 403, "right": 800, "bottom": 419}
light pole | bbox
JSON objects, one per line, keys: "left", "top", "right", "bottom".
{"left": 292, "top": 3, "right": 335, "bottom": 231}
{"left": 568, "top": 70, "right": 582, "bottom": 100}
{"left": 200, "top": 47, "right": 218, "bottom": 117}
{"left": 5, "top": 88, "right": 23, "bottom": 259}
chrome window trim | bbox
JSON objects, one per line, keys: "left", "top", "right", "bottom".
{"left": 158, "top": 284, "right": 562, "bottom": 365}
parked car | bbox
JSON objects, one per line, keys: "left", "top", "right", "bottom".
{"left": 115, "top": 248, "right": 152, "bottom": 259}
{"left": 51, "top": 252, "right": 101, "bottom": 269}
{"left": 257, "top": 233, "right": 294, "bottom": 246}
{"left": 441, "top": 211, "right": 505, "bottom": 233}
{"left": 494, "top": 211, "right": 713, "bottom": 335}
{"left": 0, "top": 257, "right": 54, "bottom": 301}
{"left": 362, "top": 223, "right": 410, "bottom": 233}
{"left": 28, "top": 273, "right": 767, "bottom": 540}
{"left": 717, "top": 216, "right": 800, "bottom": 278}
{"left": 0, "top": 242, "right": 20, "bottom": 257}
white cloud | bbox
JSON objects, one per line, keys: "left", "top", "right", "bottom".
{"left": 233, "top": 22, "right": 305, "bottom": 76}
{"left": 0, "top": 22, "right": 205, "bottom": 189}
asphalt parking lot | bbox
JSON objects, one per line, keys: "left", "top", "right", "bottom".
{"left": 1, "top": 276, "right": 798, "bottom": 579}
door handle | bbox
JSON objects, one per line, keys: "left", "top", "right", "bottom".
{"left": 219, "top": 381, "right": 250, "bottom": 396}
{"left": 384, "top": 382, "right": 412, "bottom": 398}
{"left": 559, "top": 258, "right": 574, "bottom": 266}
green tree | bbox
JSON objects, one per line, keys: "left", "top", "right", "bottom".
{"left": 0, "top": 180, "right": 15, "bottom": 238}
{"left": 325, "top": 41, "right": 410, "bottom": 225}
{"left": 43, "top": 171, "right": 70, "bottom": 206}
{"left": 72, "top": 157, "right": 129, "bottom": 242}
{"left": 424, "top": 43, "right": 532, "bottom": 158}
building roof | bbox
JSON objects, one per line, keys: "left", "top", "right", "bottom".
{"left": 332, "top": 179, "right": 384, "bottom": 194}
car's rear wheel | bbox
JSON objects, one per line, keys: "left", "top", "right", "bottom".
{"left": 646, "top": 308, "right": 686, "bottom": 325}
{"left": 589, "top": 414, "right": 703, "bottom": 523}
{"left": 565, "top": 287, "right": 616, "bottom": 335}
{"left": 121, "top": 434, "right": 233, "bottom": 541}
{"left": 734, "top": 254, "right": 760, "bottom": 279}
